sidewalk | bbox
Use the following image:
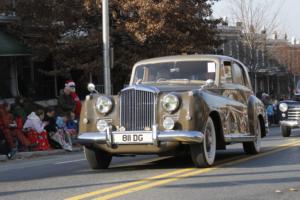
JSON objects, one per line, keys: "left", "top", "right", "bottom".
{"left": 0, "top": 146, "right": 83, "bottom": 162}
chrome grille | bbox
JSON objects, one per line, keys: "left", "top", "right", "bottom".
{"left": 120, "top": 89, "right": 155, "bottom": 131}
{"left": 287, "top": 107, "right": 300, "bottom": 120}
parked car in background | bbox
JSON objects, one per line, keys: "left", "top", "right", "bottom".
{"left": 77, "top": 55, "right": 268, "bottom": 169}
{"left": 278, "top": 99, "right": 300, "bottom": 137}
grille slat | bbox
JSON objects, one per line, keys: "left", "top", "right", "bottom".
{"left": 288, "top": 108, "right": 300, "bottom": 120}
{"left": 120, "top": 89, "right": 155, "bottom": 131}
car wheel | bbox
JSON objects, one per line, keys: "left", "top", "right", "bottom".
{"left": 190, "top": 117, "right": 216, "bottom": 168}
{"left": 243, "top": 118, "right": 261, "bottom": 154}
{"left": 281, "top": 126, "right": 291, "bottom": 137}
{"left": 84, "top": 147, "right": 112, "bottom": 169}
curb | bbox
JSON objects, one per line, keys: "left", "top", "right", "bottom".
{"left": 0, "top": 146, "right": 83, "bottom": 162}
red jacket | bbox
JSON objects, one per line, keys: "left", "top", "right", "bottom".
{"left": 0, "top": 106, "right": 13, "bottom": 130}
{"left": 70, "top": 92, "right": 82, "bottom": 118}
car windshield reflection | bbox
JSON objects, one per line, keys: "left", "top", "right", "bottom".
{"left": 133, "top": 60, "right": 216, "bottom": 85}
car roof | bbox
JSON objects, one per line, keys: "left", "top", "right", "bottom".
{"left": 134, "top": 54, "right": 237, "bottom": 66}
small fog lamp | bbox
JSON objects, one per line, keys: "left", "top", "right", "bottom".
{"left": 163, "top": 117, "right": 175, "bottom": 130}
{"left": 97, "top": 120, "right": 108, "bottom": 132}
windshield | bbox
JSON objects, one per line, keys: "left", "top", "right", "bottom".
{"left": 133, "top": 60, "right": 217, "bottom": 84}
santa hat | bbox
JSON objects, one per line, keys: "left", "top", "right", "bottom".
{"left": 65, "top": 80, "right": 76, "bottom": 88}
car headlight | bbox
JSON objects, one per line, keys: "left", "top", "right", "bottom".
{"left": 279, "top": 103, "right": 288, "bottom": 112}
{"left": 96, "top": 120, "right": 108, "bottom": 132}
{"left": 163, "top": 117, "right": 175, "bottom": 130}
{"left": 162, "top": 94, "right": 180, "bottom": 112}
{"left": 96, "top": 96, "right": 113, "bottom": 114}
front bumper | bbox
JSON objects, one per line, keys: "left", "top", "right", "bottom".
{"left": 280, "top": 120, "right": 299, "bottom": 128}
{"left": 77, "top": 126, "right": 204, "bottom": 146}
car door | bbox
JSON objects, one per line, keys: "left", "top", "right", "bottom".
{"left": 231, "top": 62, "right": 253, "bottom": 134}
{"left": 219, "top": 60, "right": 249, "bottom": 135}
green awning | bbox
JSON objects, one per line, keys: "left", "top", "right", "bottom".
{"left": 0, "top": 31, "right": 31, "bottom": 56}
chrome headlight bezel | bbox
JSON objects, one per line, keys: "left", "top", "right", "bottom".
{"left": 279, "top": 103, "right": 288, "bottom": 112}
{"left": 162, "top": 93, "right": 180, "bottom": 112}
{"left": 96, "top": 120, "right": 108, "bottom": 132}
{"left": 95, "top": 96, "right": 113, "bottom": 114}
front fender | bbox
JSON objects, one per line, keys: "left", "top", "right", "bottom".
{"left": 247, "top": 95, "right": 267, "bottom": 136}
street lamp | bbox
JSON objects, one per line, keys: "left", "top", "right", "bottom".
{"left": 103, "top": 0, "right": 111, "bottom": 95}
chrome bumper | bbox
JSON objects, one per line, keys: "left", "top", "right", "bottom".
{"left": 280, "top": 120, "right": 299, "bottom": 128}
{"left": 77, "top": 126, "right": 204, "bottom": 146}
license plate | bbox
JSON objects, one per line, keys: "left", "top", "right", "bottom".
{"left": 113, "top": 133, "right": 153, "bottom": 144}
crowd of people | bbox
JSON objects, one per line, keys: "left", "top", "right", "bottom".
{"left": 257, "top": 91, "right": 288, "bottom": 126}
{"left": 0, "top": 80, "right": 81, "bottom": 159}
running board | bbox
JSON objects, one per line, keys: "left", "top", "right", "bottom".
{"left": 224, "top": 134, "right": 255, "bottom": 143}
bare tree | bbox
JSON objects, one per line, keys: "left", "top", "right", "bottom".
{"left": 227, "top": 0, "right": 285, "bottom": 89}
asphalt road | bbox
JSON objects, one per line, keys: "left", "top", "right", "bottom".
{"left": 0, "top": 126, "right": 300, "bottom": 200}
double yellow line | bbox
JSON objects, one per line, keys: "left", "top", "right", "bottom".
{"left": 66, "top": 140, "right": 300, "bottom": 200}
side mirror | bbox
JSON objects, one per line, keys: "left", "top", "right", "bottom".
{"left": 205, "top": 79, "right": 214, "bottom": 87}
{"left": 87, "top": 83, "right": 96, "bottom": 93}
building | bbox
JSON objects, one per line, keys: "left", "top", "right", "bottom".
{"left": 217, "top": 22, "right": 290, "bottom": 99}
{"left": 0, "top": 0, "right": 33, "bottom": 99}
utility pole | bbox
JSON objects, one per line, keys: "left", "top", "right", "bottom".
{"left": 103, "top": 0, "right": 111, "bottom": 94}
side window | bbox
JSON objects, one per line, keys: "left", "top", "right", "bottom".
{"left": 221, "top": 61, "right": 233, "bottom": 83}
{"left": 232, "top": 63, "right": 245, "bottom": 85}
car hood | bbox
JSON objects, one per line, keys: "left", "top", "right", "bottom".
{"left": 122, "top": 84, "right": 201, "bottom": 93}
{"left": 280, "top": 100, "right": 300, "bottom": 108}
{"left": 281, "top": 100, "right": 300, "bottom": 104}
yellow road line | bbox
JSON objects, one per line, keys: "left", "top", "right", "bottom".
{"left": 92, "top": 140, "right": 300, "bottom": 200}
{"left": 66, "top": 140, "right": 300, "bottom": 200}
{"left": 65, "top": 168, "right": 195, "bottom": 200}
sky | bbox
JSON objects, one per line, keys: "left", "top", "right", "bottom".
{"left": 212, "top": 0, "right": 300, "bottom": 41}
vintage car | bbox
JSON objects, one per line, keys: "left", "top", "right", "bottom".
{"left": 278, "top": 99, "right": 300, "bottom": 137}
{"left": 78, "top": 55, "right": 268, "bottom": 169}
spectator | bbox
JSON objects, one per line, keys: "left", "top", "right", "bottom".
{"left": 0, "top": 127, "right": 16, "bottom": 159}
{"left": 256, "top": 90, "right": 263, "bottom": 99}
{"left": 266, "top": 103, "right": 274, "bottom": 126}
{"left": 12, "top": 96, "right": 27, "bottom": 124}
{"left": 23, "top": 97, "right": 37, "bottom": 116}
{"left": 57, "top": 80, "right": 76, "bottom": 116}
{"left": 23, "top": 109, "right": 47, "bottom": 133}
{"left": 44, "top": 107, "right": 60, "bottom": 148}
{"left": 23, "top": 109, "right": 51, "bottom": 151}
{"left": 67, "top": 80, "right": 82, "bottom": 119}
{"left": 56, "top": 114, "right": 72, "bottom": 151}
{"left": 0, "top": 102, "right": 33, "bottom": 151}
{"left": 261, "top": 93, "right": 270, "bottom": 106}
{"left": 66, "top": 112, "right": 78, "bottom": 142}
